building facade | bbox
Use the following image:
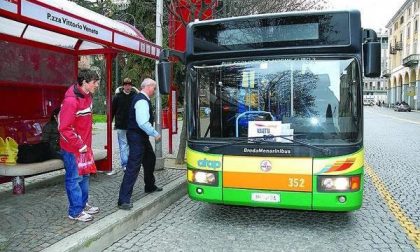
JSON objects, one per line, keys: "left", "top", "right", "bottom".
{"left": 386, "top": 0, "right": 420, "bottom": 110}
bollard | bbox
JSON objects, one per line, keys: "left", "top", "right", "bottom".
{"left": 12, "top": 176, "right": 25, "bottom": 195}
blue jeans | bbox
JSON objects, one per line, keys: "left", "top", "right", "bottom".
{"left": 62, "top": 150, "right": 89, "bottom": 218}
{"left": 117, "top": 129, "right": 129, "bottom": 169}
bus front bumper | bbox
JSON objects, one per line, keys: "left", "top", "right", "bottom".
{"left": 188, "top": 182, "right": 363, "bottom": 211}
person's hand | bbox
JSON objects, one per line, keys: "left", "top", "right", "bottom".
{"left": 155, "top": 135, "right": 161, "bottom": 142}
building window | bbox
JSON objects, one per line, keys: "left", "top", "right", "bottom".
{"left": 415, "top": 20, "right": 418, "bottom": 33}
{"left": 395, "top": 22, "right": 399, "bottom": 30}
{"left": 407, "top": 24, "right": 411, "bottom": 38}
{"left": 400, "top": 15, "right": 404, "bottom": 24}
{"left": 381, "top": 37, "right": 388, "bottom": 49}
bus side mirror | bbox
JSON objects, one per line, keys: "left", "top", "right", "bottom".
{"left": 363, "top": 42, "right": 381, "bottom": 77}
{"left": 158, "top": 61, "right": 171, "bottom": 95}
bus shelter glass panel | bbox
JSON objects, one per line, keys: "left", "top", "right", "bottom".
{"left": 0, "top": 17, "right": 26, "bottom": 37}
{"left": 23, "top": 26, "right": 78, "bottom": 49}
{"left": 0, "top": 40, "right": 75, "bottom": 85}
{"left": 193, "top": 57, "right": 361, "bottom": 145}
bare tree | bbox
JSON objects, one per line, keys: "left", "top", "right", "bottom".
{"left": 166, "top": 0, "right": 328, "bottom": 25}
{"left": 216, "top": 0, "right": 328, "bottom": 18}
{"left": 166, "top": 0, "right": 328, "bottom": 165}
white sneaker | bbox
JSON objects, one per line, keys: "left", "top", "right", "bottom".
{"left": 106, "top": 170, "right": 117, "bottom": 175}
{"left": 68, "top": 211, "right": 93, "bottom": 222}
{"left": 84, "top": 203, "right": 100, "bottom": 214}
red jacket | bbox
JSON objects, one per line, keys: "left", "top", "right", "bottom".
{"left": 58, "top": 85, "right": 93, "bottom": 154}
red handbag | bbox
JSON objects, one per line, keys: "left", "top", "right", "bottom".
{"left": 76, "top": 149, "right": 97, "bottom": 175}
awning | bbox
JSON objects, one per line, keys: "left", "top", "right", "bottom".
{"left": 0, "top": 0, "right": 161, "bottom": 59}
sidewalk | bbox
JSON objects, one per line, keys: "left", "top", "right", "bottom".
{"left": 0, "top": 124, "right": 186, "bottom": 251}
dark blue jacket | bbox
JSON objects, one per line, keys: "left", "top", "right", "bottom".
{"left": 127, "top": 92, "right": 154, "bottom": 139}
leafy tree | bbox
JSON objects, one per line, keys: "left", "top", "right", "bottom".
{"left": 70, "top": 0, "right": 118, "bottom": 16}
{"left": 116, "top": 1, "right": 157, "bottom": 86}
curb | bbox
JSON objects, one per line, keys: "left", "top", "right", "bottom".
{"left": 164, "top": 157, "right": 187, "bottom": 170}
{"left": 42, "top": 176, "right": 187, "bottom": 252}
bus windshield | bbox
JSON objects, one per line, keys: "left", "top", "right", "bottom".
{"left": 191, "top": 57, "right": 362, "bottom": 145}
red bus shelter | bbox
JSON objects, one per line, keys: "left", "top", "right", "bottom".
{"left": 0, "top": 0, "right": 161, "bottom": 178}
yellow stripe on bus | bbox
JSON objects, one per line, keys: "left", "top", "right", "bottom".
{"left": 223, "top": 172, "right": 312, "bottom": 192}
{"left": 365, "top": 163, "right": 420, "bottom": 250}
{"left": 223, "top": 156, "right": 312, "bottom": 174}
{"left": 186, "top": 147, "right": 223, "bottom": 171}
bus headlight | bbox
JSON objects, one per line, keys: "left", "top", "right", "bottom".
{"left": 188, "top": 170, "right": 218, "bottom": 185}
{"left": 318, "top": 175, "right": 360, "bottom": 192}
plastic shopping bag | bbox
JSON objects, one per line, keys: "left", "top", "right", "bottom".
{"left": 76, "top": 149, "right": 97, "bottom": 175}
{"left": 0, "top": 137, "right": 18, "bottom": 165}
{"left": 0, "top": 137, "right": 6, "bottom": 164}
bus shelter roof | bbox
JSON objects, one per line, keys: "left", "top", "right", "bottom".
{"left": 0, "top": 0, "right": 161, "bottom": 59}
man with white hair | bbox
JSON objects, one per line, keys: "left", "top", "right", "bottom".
{"left": 118, "top": 78, "right": 162, "bottom": 210}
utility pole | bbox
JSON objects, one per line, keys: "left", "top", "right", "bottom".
{"left": 155, "top": 0, "right": 164, "bottom": 170}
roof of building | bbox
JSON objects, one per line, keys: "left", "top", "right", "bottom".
{"left": 386, "top": 0, "right": 414, "bottom": 29}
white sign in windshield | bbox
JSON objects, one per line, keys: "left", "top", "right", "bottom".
{"left": 248, "top": 121, "right": 293, "bottom": 143}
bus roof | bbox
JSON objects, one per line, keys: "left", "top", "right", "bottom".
{"left": 186, "top": 10, "right": 362, "bottom": 61}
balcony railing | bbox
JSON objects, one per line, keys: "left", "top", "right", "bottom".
{"left": 390, "top": 47, "right": 397, "bottom": 54}
{"left": 381, "top": 69, "right": 391, "bottom": 77}
{"left": 403, "top": 54, "right": 420, "bottom": 67}
{"left": 394, "top": 41, "right": 403, "bottom": 50}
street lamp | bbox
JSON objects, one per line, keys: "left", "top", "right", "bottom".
{"left": 155, "top": 0, "right": 164, "bottom": 170}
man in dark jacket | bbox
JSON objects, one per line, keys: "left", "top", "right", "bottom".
{"left": 111, "top": 77, "right": 138, "bottom": 173}
{"left": 42, "top": 107, "right": 61, "bottom": 159}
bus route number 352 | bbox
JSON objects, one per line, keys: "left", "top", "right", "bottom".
{"left": 288, "top": 178, "right": 305, "bottom": 188}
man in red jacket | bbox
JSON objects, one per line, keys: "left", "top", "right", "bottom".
{"left": 58, "top": 69, "right": 100, "bottom": 222}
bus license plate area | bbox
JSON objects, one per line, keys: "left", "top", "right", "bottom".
{"left": 251, "top": 192, "right": 280, "bottom": 203}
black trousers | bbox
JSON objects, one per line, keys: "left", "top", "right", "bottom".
{"left": 118, "top": 130, "right": 156, "bottom": 204}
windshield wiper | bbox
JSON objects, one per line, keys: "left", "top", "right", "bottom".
{"left": 204, "top": 134, "right": 330, "bottom": 154}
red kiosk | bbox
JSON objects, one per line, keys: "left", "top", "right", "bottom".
{"left": 0, "top": 0, "right": 161, "bottom": 189}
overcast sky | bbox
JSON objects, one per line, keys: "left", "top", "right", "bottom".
{"left": 327, "top": 0, "right": 408, "bottom": 32}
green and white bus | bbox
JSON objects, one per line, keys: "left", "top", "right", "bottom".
{"left": 159, "top": 10, "right": 380, "bottom": 211}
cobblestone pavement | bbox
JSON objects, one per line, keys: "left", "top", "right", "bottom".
{"left": 364, "top": 107, "right": 420, "bottom": 228}
{"left": 105, "top": 107, "right": 419, "bottom": 252}
{"left": 0, "top": 125, "right": 185, "bottom": 252}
